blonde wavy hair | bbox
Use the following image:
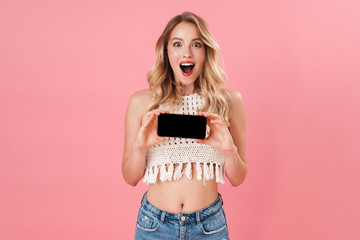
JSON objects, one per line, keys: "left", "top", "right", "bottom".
{"left": 147, "top": 12, "right": 231, "bottom": 126}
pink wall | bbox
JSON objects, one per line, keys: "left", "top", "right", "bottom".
{"left": 1, "top": 0, "right": 359, "bottom": 239}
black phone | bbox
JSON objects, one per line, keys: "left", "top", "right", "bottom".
{"left": 157, "top": 113, "right": 207, "bottom": 139}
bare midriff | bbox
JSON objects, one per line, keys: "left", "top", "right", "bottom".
{"left": 146, "top": 163, "right": 219, "bottom": 214}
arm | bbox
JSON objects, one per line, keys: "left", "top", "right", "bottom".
{"left": 196, "top": 89, "right": 247, "bottom": 186}
{"left": 121, "top": 90, "right": 167, "bottom": 186}
{"left": 223, "top": 89, "right": 247, "bottom": 186}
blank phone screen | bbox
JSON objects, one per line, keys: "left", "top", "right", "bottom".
{"left": 157, "top": 113, "right": 207, "bottom": 139}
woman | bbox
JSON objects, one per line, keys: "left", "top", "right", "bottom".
{"left": 122, "top": 12, "right": 247, "bottom": 239}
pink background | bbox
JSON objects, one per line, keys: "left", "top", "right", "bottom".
{"left": 1, "top": 0, "right": 359, "bottom": 239}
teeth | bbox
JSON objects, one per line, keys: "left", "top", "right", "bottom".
{"left": 180, "top": 63, "right": 194, "bottom": 66}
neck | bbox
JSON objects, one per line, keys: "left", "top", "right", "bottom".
{"left": 180, "top": 85, "right": 195, "bottom": 96}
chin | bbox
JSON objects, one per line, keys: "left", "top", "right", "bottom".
{"left": 176, "top": 74, "right": 200, "bottom": 86}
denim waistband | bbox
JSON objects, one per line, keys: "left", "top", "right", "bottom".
{"left": 140, "top": 192, "right": 224, "bottom": 224}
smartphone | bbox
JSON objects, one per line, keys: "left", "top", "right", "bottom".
{"left": 157, "top": 113, "right": 207, "bottom": 139}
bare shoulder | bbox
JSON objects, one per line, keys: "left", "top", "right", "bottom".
{"left": 126, "top": 89, "right": 154, "bottom": 117}
{"left": 128, "top": 89, "right": 153, "bottom": 108}
{"left": 224, "top": 88, "right": 245, "bottom": 108}
{"left": 129, "top": 89, "right": 153, "bottom": 104}
{"left": 223, "top": 88, "right": 246, "bottom": 123}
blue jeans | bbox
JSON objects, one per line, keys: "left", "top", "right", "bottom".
{"left": 135, "top": 192, "right": 230, "bottom": 240}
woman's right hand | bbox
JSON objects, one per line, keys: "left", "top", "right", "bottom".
{"left": 135, "top": 109, "right": 168, "bottom": 150}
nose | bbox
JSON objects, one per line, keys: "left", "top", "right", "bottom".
{"left": 183, "top": 45, "right": 192, "bottom": 58}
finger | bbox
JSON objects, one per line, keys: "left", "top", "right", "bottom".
{"left": 143, "top": 110, "right": 159, "bottom": 122}
{"left": 151, "top": 108, "right": 169, "bottom": 115}
{"left": 144, "top": 108, "right": 168, "bottom": 122}
{"left": 197, "top": 111, "right": 212, "bottom": 117}
{"left": 158, "top": 136, "right": 166, "bottom": 142}
{"left": 195, "top": 138, "right": 204, "bottom": 144}
{"left": 196, "top": 138, "right": 211, "bottom": 146}
{"left": 143, "top": 112, "right": 156, "bottom": 127}
{"left": 158, "top": 108, "right": 170, "bottom": 114}
{"left": 144, "top": 111, "right": 155, "bottom": 120}
{"left": 198, "top": 112, "right": 220, "bottom": 120}
{"left": 210, "top": 119, "right": 224, "bottom": 125}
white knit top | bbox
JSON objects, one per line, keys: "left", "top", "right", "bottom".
{"left": 143, "top": 93, "right": 225, "bottom": 185}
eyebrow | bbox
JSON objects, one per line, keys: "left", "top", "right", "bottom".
{"left": 171, "top": 37, "right": 202, "bottom": 41}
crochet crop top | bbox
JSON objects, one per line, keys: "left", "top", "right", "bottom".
{"left": 143, "top": 93, "right": 225, "bottom": 185}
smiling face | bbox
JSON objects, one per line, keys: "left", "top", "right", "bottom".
{"left": 167, "top": 22, "right": 205, "bottom": 94}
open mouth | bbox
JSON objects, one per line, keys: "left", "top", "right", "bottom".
{"left": 180, "top": 63, "right": 195, "bottom": 75}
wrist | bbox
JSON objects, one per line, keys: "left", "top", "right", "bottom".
{"left": 221, "top": 145, "right": 238, "bottom": 155}
{"left": 134, "top": 141, "right": 149, "bottom": 152}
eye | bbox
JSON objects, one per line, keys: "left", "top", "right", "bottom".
{"left": 174, "top": 42, "right": 182, "bottom": 47}
{"left": 192, "top": 42, "right": 202, "bottom": 47}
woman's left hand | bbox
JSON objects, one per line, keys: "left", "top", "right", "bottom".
{"left": 195, "top": 112, "right": 236, "bottom": 152}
